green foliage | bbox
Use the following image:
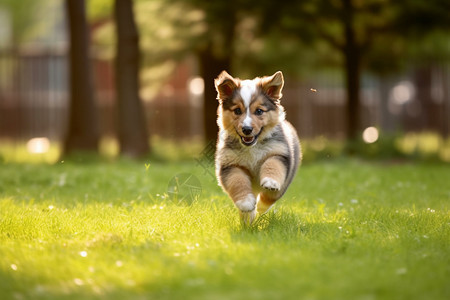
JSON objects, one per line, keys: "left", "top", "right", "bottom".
{"left": 87, "top": 0, "right": 113, "bottom": 21}
{"left": 260, "top": 0, "right": 449, "bottom": 75}
{"left": 0, "top": 159, "right": 449, "bottom": 299}
{"left": 90, "top": 0, "right": 210, "bottom": 98}
{"left": 4, "top": 0, "right": 448, "bottom": 76}
{"left": 0, "top": 0, "right": 61, "bottom": 47}
{"left": 84, "top": 0, "right": 450, "bottom": 95}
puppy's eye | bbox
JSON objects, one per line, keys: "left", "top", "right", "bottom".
{"left": 255, "top": 108, "right": 264, "bottom": 116}
{"left": 233, "top": 108, "right": 242, "bottom": 115}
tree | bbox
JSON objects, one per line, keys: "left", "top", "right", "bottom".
{"left": 253, "top": 0, "right": 386, "bottom": 140}
{"left": 254, "top": 0, "right": 450, "bottom": 140}
{"left": 107, "top": 0, "right": 449, "bottom": 144}
{"left": 64, "top": 0, "right": 99, "bottom": 154}
{"left": 114, "top": 0, "right": 149, "bottom": 157}
{"left": 194, "top": 2, "right": 236, "bottom": 143}
{"left": 168, "top": 0, "right": 237, "bottom": 142}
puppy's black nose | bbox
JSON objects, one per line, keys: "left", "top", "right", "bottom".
{"left": 242, "top": 126, "right": 253, "bottom": 136}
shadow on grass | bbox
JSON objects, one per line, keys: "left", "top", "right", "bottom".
{"left": 229, "top": 207, "right": 340, "bottom": 244}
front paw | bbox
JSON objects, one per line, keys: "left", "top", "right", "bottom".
{"left": 261, "top": 177, "right": 281, "bottom": 191}
{"left": 235, "top": 194, "right": 256, "bottom": 212}
{"left": 235, "top": 194, "right": 257, "bottom": 225}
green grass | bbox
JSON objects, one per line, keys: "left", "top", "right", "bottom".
{"left": 0, "top": 158, "right": 449, "bottom": 300}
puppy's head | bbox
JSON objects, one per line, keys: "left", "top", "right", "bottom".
{"left": 215, "top": 71, "right": 285, "bottom": 147}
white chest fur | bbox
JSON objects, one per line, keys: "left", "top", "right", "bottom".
{"left": 216, "top": 131, "right": 288, "bottom": 178}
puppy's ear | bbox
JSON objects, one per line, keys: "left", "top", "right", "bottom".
{"left": 261, "top": 71, "right": 284, "bottom": 100}
{"left": 215, "top": 71, "right": 238, "bottom": 102}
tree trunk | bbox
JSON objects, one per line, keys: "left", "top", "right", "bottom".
{"left": 342, "top": 0, "right": 361, "bottom": 141}
{"left": 442, "top": 66, "right": 450, "bottom": 137}
{"left": 199, "top": 46, "right": 231, "bottom": 144}
{"left": 64, "top": 0, "right": 99, "bottom": 154}
{"left": 114, "top": 0, "right": 149, "bottom": 158}
{"left": 413, "top": 65, "right": 435, "bottom": 132}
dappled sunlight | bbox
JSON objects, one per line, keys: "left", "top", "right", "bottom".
{"left": 300, "top": 132, "right": 450, "bottom": 162}
{"left": 395, "top": 132, "right": 450, "bottom": 161}
{"left": 362, "top": 127, "right": 379, "bottom": 144}
{"left": 388, "top": 81, "right": 415, "bottom": 115}
{"left": 98, "top": 136, "right": 119, "bottom": 158}
{"left": 0, "top": 139, "right": 61, "bottom": 164}
{"left": 26, "top": 137, "right": 50, "bottom": 154}
{"left": 188, "top": 77, "right": 204, "bottom": 96}
{"left": 2, "top": 132, "right": 449, "bottom": 164}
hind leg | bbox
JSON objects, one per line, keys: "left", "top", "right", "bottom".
{"left": 257, "top": 191, "right": 283, "bottom": 214}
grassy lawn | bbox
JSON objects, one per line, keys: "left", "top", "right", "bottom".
{"left": 0, "top": 157, "right": 449, "bottom": 300}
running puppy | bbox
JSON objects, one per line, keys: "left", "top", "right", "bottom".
{"left": 214, "top": 71, "right": 301, "bottom": 224}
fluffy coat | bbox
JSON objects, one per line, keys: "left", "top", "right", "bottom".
{"left": 214, "top": 71, "right": 301, "bottom": 224}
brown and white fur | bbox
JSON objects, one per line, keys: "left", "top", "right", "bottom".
{"left": 214, "top": 71, "right": 301, "bottom": 224}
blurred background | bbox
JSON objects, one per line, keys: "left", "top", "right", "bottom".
{"left": 0, "top": 0, "right": 449, "bottom": 162}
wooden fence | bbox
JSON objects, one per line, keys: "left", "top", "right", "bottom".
{"left": 0, "top": 50, "right": 449, "bottom": 143}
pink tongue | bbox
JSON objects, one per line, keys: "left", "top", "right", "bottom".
{"left": 243, "top": 137, "right": 254, "bottom": 143}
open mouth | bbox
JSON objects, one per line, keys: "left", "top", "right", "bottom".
{"left": 238, "top": 128, "right": 262, "bottom": 147}
{"left": 241, "top": 135, "right": 256, "bottom": 146}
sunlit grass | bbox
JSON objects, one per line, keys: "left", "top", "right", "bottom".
{"left": 0, "top": 158, "right": 449, "bottom": 299}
